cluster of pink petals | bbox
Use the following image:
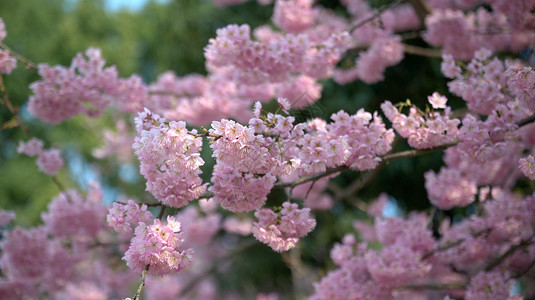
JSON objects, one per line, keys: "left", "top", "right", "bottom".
{"left": 424, "top": 167, "right": 477, "bottom": 210}
{"left": 519, "top": 155, "right": 535, "bottom": 180}
{"left": 252, "top": 202, "right": 316, "bottom": 252}
{"left": 381, "top": 99, "right": 460, "bottom": 149}
{"left": 17, "top": 138, "right": 64, "bottom": 176}
{"left": 204, "top": 24, "right": 351, "bottom": 83}
{"left": 312, "top": 190, "right": 535, "bottom": 299}
{"left": 424, "top": 8, "right": 535, "bottom": 60}
{"left": 328, "top": 109, "right": 394, "bottom": 170}
{"left": 28, "top": 48, "right": 147, "bottom": 124}
{"left": 0, "top": 210, "right": 15, "bottom": 226}
{"left": 445, "top": 49, "right": 534, "bottom": 115}
{"left": 42, "top": 187, "right": 106, "bottom": 239}
{"left": 0, "top": 18, "right": 16, "bottom": 74}
{"left": 465, "top": 271, "right": 515, "bottom": 300}
{"left": 208, "top": 109, "right": 303, "bottom": 211}
{"left": 210, "top": 163, "right": 276, "bottom": 212}
{"left": 123, "top": 216, "right": 194, "bottom": 276}
{"left": 133, "top": 109, "right": 206, "bottom": 208}
{"left": 457, "top": 108, "right": 521, "bottom": 163}
{"left": 0, "top": 227, "right": 80, "bottom": 297}
{"left": 176, "top": 206, "right": 221, "bottom": 246}
{"left": 92, "top": 119, "right": 135, "bottom": 162}
{"left": 273, "top": 0, "right": 315, "bottom": 33}
{"left": 106, "top": 199, "right": 153, "bottom": 235}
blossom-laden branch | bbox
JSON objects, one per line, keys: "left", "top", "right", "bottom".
{"left": 0, "top": 42, "right": 37, "bottom": 69}
{"left": 349, "top": 0, "right": 404, "bottom": 33}
{"left": 485, "top": 237, "right": 534, "bottom": 272}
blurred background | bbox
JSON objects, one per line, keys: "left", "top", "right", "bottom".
{"left": 0, "top": 0, "right": 452, "bottom": 297}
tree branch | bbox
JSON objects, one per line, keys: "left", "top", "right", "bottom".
{"left": 485, "top": 238, "right": 533, "bottom": 272}
{"left": 349, "top": 0, "right": 403, "bottom": 33}
{"left": 403, "top": 44, "right": 442, "bottom": 58}
{"left": 517, "top": 113, "right": 535, "bottom": 127}
{"left": 133, "top": 265, "right": 149, "bottom": 300}
{"left": 404, "top": 0, "right": 432, "bottom": 24}
{"left": 0, "top": 42, "right": 37, "bottom": 69}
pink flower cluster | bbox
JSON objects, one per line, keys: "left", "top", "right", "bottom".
{"left": 252, "top": 202, "right": 316, "bottom": 252}
{"left": 424, "top": 7, "right": 535, "bottom": 60}
{"left": 381, "top": 98, "right": 460, "bottom": 149}
{"left": 123, "top": 216, "right": 194, "bottom": 276}
{"left": 425, "top": 167, "right": 477, "bottom": 210}
{"left": 0, "top": 227, "right": 80, "bottom": 298}
{"left": 208, "top": 108, "right": 301, "bottom": 211}
{"left": 17, "top": 138, "right": 64, "bottom": 176}
{"left": 273, "top": 0, "right": 315, "bottom": 33}
{"left": 328, "top": 110, "right": 394, "bottom": 170}
{"left": 176, "top": 205, "right": 221, "bottom": 246}
{"left": 444, "top": 49, "right": 532, "bottom": 115}
{"left": 519, "top": 155, "right": 535, "bottom": 180}
{"left": 0, "top": 18, "right": 16, "bottom": 74}
{"left": 41, "top": 187, "right": 106, "bottom": 239}
{"left": 28, "top": 48, "right": 147, "bottom": 124}
{"left": 133, "top": 109, "right": 206, "bottom": 208}
{"left": 204, "top": 24, "right": 350, "bottom": 84}
{"left": 312, "top": 190, "right": 535, "bottom": 299}
{"left": 465, "top": 271, "right": 514, "bottom": 300}
{"left": 0, "top": 210, "right": 15, "bottom": 226}
{"left": 107, "top": 199, "right": 153, "bottom": 235}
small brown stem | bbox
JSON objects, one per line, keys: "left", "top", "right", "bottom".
{"left": 400, "top": 282, "right": 466, "bottom": 290}
{"left": 403, "top": 44, "right": 442, "bottom": 58}
{"left": 0, "top": 42, "right": 37, "bottom": 69}
{"left": 404, "top": 0, "right": 432, "bottom": 24}
{"left": 133, "top": 265, "right": 149, "bottom": 300}
{"left": 156, "top": 205, "right": 167, "bottom": 220}
{"left": 517, "top": 113, "right": 535, "bottom": 127}
{"left": 349, "top": 0, "right": 404, "bottom": 33}
{"left": 485, "top": 238, "right": 533, "bottom": 272}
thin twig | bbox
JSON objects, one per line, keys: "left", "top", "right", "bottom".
{"left": 400, "top": 282, "right": 466, "bottom": 290}
{"left": 404, "top": 0, "right": 432, "bottom": 24}
{"left": 148, "top": 90, "right": 192, "bottom": 98}
{"left": 517, "top": 113, "right": 535, "bottom": 127}
{"left": 0, "top": 42, "right": 37, "bottom": 69}
{"left": 382, "top": 142, "right": 456, "bottom": 162}
{"left": 178, "top": 240, "right": 257, "bottom": 297}
{"left": 349, "top": 0, "right": 403, "bottom": 33}
{"left": 515, "top": 258, "right": 535, "bottom": 279}
{"left": 485, "top": 238, "right": 533, "bottom": 272}
{"left": 403, "top": 44, "right": 442, "bottom": 58}
{"left": 157, "top": 205, "right": 167, "bottom": 220}
{"left": 274, "top": 166, "right": 348, "bottom": 189}
{"left": 133, "top": 265, "right": 149, "bottom": 300}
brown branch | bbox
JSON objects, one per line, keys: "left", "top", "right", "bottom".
{"left": 515, "top": 258, "right": 535, "bottom": 279}
{"left": 274, "top": 166, "right": 348, "bottom": 189}
{"left": 349, "top": 0, "right": 403, "bottom": 33}
{"left": 400, "top": 282, "right": 466, "bottom": 290}
{"left": 133, "top": 265, "right": 149, "bottom": 300}
{"left": 156, "top": 205, "right": 167, "bottom": 220}
{"left": 403, "top": 44, "right": 442, "bottom": 58}
{"left": 177, "top": 240, "right": 256, "bottom": 297}
{"left": 422, "top": 229, "right": 490, "bottom": 260}
{"left": 382, "top": 142, "right": 456, "bottom": 162}
{"left": 485, "top": 238, "right": 533, "bottom": 272}
{"left": 149, "top": 90, "right": 193, "bottom": 98}
{"left": 0, "top": 42, "right": 37, "bottom": 69}
{"left": 517, "top": 113, "right": 535, "bottom": 127}
{"left": 404, "top": 0, "right": 432, "bottom": 24}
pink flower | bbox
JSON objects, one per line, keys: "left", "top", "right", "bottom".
{"left": 36, "top": 148, "right": 63, "bottom": 176}
{"left": 428, "top": 92, "right": 448, "bottom": 109}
